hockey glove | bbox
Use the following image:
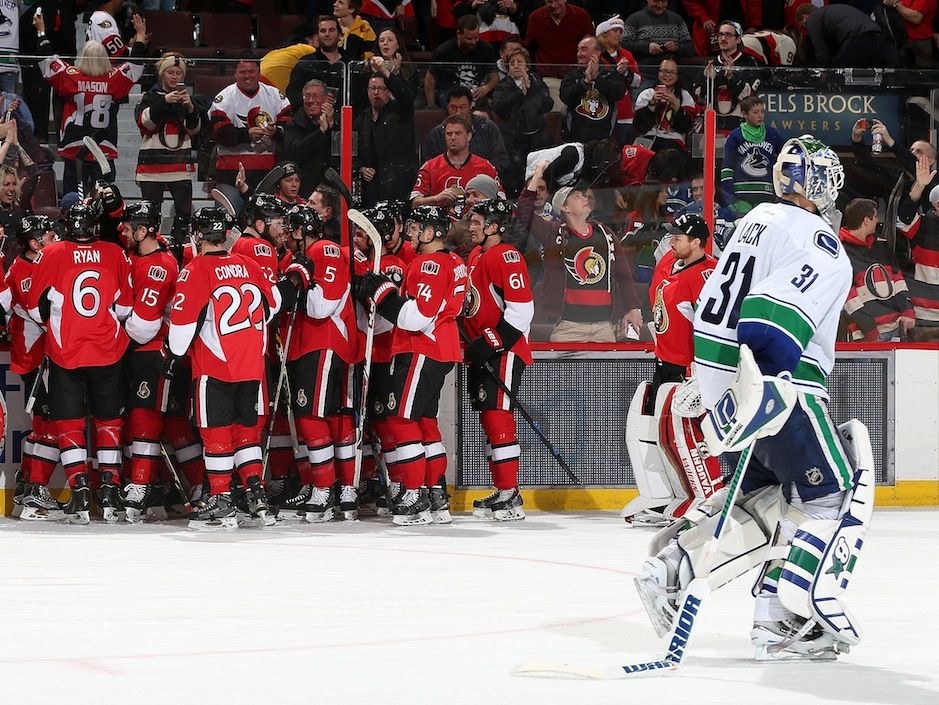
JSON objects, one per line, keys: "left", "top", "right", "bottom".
{"left": 161, "top": 340, "right": 185, "bottom": 381}
{"left": 283, "top": 254, "right": 314, "bottom": 289}
{"left": 465, "top": 328, "right": 504, "bottom": 367}
{"left": 96, "top": 181, "right": 123, "bottom": 216}
{"left": 275, "top": 279, "right": 299, "bottom": 313}
{"left": 354, "top": 271, "right": 395, "bottom": 306}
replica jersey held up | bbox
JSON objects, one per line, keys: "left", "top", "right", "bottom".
{"left": 693, "top": 201, "right": 851, "bottom": 408}
{"left": 210, "top": 83, "right": 291, "bottom": 172}
{"left": 650, "top": 250, "right": 716, "bottom": 368}
{"left": 464, "top": 243, "right": 534, "bottom": 365}
{"left": 168, "top": 252, "right": 275, "bottom": 382}
{"left": 28, "top": 240, "right": 133, "bottom": 370}
{"left": 87, "top": 10, "right": 127, "bottom": 57}
{"left": 126, "top": 247, "right": 179, "bottom": 353}
{"left": 392, "top": 251, "right": 467, "bottom": 362}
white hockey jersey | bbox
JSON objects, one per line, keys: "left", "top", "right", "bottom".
{"left": 87, "top": 10, "right": 127, "bottom": 57}
{"left": 0, "top": 0, "right": 20, "bottom": 76}
{"left": 693, "top": 201, "right": 852, "bottom": 408}
{"left": 209, "top": 82, "right": 291, "bottom": 172}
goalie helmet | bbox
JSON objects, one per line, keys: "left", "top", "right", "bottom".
{"left": 285, "top": 204, "right": 323, "bottom": 239}
{"left": 191, "top": 206, "right": 233, "bottom": 245}
{"left": 17, "top": 215, "right": 56, "bottom": 247}
{"left": 123, "top": 200, "right": 161, "bottom": 233}
{"left": 242, "top": 193, "right": 285, "bottom": 228}
{"left": 470, "top": 198, "right": 513, "bottom": 234}
{"left": 63, "top": 201, "right": 102, "bottom": 241}
{"left": 773, "top": 135, "right": 844, "bottom": 218}
{"left": 408, "top": 205, "right": 450, "bottom": 240}
{"left": 358, "top": 207, "right": 397, "bottom": 244}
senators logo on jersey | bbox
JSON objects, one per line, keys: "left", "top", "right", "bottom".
{"left": 464, "top": 281, "right": 480, "bottom": 318}
{"left": 564, "top": 246, "right": 606, "bottom": 285}
{"left": 575, "top": 87, "right": 610, "bottom": 121}
{"left": 652, "top": 279, "right": 669, "bottom": 334}
{"left": 148, "top": 265, "right": 167, "bottom": 282}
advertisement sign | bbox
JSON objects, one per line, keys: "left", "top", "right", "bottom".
{"left": 759, "top": 92, "right": 901, "bottom": 146}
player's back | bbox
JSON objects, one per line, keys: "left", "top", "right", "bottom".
{"left": 128, "top": 248, "right": 179, "bottom": 352}
{"left": 30, "top": 239, "right": 132, "bottom": 369}
{"left": 693, "top": 201, "right": 851, "bottom": 406}
{"left": 6, "top": 256, "right": 46, "bottom": 375}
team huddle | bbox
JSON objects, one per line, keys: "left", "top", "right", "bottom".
{"left": 5, "top": 183, "right": 533, "bottom": 531}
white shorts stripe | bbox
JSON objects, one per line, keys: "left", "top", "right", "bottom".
{"left": 501, "top": 353, "right": 516, "bottom": 411}
{"left": 197, "top": 375, "right": 209, "bottom": 428}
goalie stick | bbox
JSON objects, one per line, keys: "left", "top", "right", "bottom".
{"left": 514, "top": 441, "right": 755, "bottom": 679}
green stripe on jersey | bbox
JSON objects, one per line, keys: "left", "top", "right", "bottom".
{"left": 794, "top": 359, "right": 826, "bottom": 388}
{"left": 739, "top": 295, "right": 815, "bottom": 348}
{"left": 694, "top": 335, "right": 739, "bottom": 368}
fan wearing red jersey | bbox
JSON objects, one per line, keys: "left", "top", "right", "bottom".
{"left": 622, "top": 214, "right": 722, "bottom": 527}
{"left": 464, "top": 198, "right": 534, "bottom": 522}
{"left": 7, "top": 217, "right": 62, "bottom": 521}
{"left": 167, "top": 207, "right": 297, "bottom": 531}
{"left": 27, "top": 202, "right": 134, "bottom": 525}
{"left": 276, "top": 206, "right": 361, "bottom": 523}
{"left": 119, "top": 202, "right": 180, "bottom": 522}
{"left": 354, "top": 205, "right": 467, "bottom": 526}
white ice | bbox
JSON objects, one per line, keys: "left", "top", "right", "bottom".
{"left": 0, "top": 509, "right": 936, "bottom": 705}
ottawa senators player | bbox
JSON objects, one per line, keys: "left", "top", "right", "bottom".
{"left": 167, "top": 207, "right": 296, "bottom": 531}
{"left": 27, "top": 202, "right": 134, "bottom": 524}
{"left": 464, "top": 199, "right": 534, "bottom": 521}
{"left": 8, "top": 217, "right": 59, "bottom": 520}
{"left": 354, "top": 206, "right": 467, "bottom": 525}
{"left": 120, "top": 201, "right": 180, "bottom": 522}
{"left": 277, "top": 205, "right": 362, "bottom": 523}
{"left": 374, "top": 200, "right": 417, "bottom": 267}
{"left": 622, "top": 214, "right": 722, "bottom": 526}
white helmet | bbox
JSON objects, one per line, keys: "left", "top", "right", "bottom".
{"left": 773, "top": 134, "right": 844, "bottom": 219}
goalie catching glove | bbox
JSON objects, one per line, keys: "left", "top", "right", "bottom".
{"left": 353, "top": 270, "right": 405, "bottom": 322}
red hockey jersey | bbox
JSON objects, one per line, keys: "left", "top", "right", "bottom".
{"left": 28, "top": 240, "right": 133, "bottom": 369}
{"left": 464, "top": 243, "right": 534, "bottom": 365}
{"left": 40, "top": 56, "right": 143, "bottom": 161}
{"left": 410, "top": 154, "right": 504, "bottom": 201}
{"left": 168, "top": 251, "right": 276, "bottom": 382}
{"left": 5, "top": 257, "right": 45, "bottom": 375}
{"left": 210, "top": 82, "right": 292, "bottom": 172}
{"left": 650, "top": 250, "right": 716, "bottom": 367}
{"left": 372, "top": 252, "right": 407, "bottom": 364}
{"left": 391, "top": 250, "right": 467, "bottom": 362}
{"left": 126, "top": 247, "right": 179, "bottom": 353}
{"left": 87, "top": 10, "right": 127, "bottom": 57}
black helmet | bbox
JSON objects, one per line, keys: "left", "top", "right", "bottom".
{"left": 64, "top": 201, "right": 102, "bottom": 242}
{"left": 285, "top": 204, "right": 323, "bottom": 239}
{"left": 408, "top": 205, "right": 450, "bottom": 240}
{"left": 374, "top": 199, "right": 408, "bottom": 228}
{"left": 123, "top": 200, "right": 161, "bottom": 232}
{"left": 17, "top": 215, "right": 56, "bottom": 248}
{"left": 242, "top": 193, "right": 285, "bottom": 228}
{"left": 665, "top": 213, "right": 710, "bottom": 244}
{"left": 358, "top": 207, "right": 397, "bottom": 244}
{"left": 470, "top": 198, "right": 513, "bottom": 234}
{"left": 191, "top": 206, "right": 233, "bottom": 245}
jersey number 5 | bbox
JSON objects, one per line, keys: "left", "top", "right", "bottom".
{"left": 700, "top": 252, "right": 754, "bottom": 328}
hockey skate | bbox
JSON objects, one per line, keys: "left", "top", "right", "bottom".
{"left": 428, "top": 484, "right": 452, "bottom": 524}
{"left": 242, "top": 476, "right": 276, "bottom": 527}
{"left": 63, "top": 475, "right": 92, "bottom": 525}
{"left": 96, "top": 472, "right": 125, "bottom": 523}
{"left": 161, "top": 482, "right": 189, "bottom": 519}
{"left": 392, "top": 488, "right": 432, "bottom": 526}
{"left": 357, "top": 478, "right": 383, "bottom": 515}
{"left": 623, "top": 507, "right": 672, "bottom": 528}
{"left": 751, "top": 618, "right": 844, "bottom": 662}
{"left": 122, "top": 483, "right": 152, "bottom": 523}
{"left": 377, "top": 482, "right": 404, "bottom": 518}
{"left": 265, "top": 476, "right": 289, "bottom": 508}
{"left": 11, "top": 470, "right": 26, "bottom": 519}
{"left": 302, "top": 485, "right": 336, "bottom": 523}
{"left": 19, "top": 483, "right": 65, "bottom": 522}
{"left": 339, "top": 485, "right": 359, "bottom": 521}
{"left": 278, "top": 483, "right": 313, "bottom": 521}
{"left": 142, "top": 483, "right": 168, "bottom": 520}
{"left": 187, "top": 492, "right": 238, "bottom": 531}
{"left": 473, "top": 488, "right": 525, "bottom": 521}
{"left": 634, "top": 556, "right": 680, "bottom": 638}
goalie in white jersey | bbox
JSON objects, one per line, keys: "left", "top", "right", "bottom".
{"left": 635, "top": 136, "right": 876, "bottom": 662}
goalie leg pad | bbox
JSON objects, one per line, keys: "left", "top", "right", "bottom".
{"left": 623, "top": 382, "right": 676, "bottom": 519}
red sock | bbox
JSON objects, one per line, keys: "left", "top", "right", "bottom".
{"left": 482, "top": 410, "right": 520, "bottom": 490}
{"left": 418, "top": 417, "right": 447, "bottom": 486}
{"left": 296, "top": 416, "right": 335, "bottom": 487}
{"left": 327, "top": 414, "right": 356, "bottom": 486}
{"left": 94, "top": 416, "right": 124, "bottom": 481}
{"left": 233, "top": 423, "right": 263, "bottom": 485}
{"left": 55, "top": 418, "right": 88, "bottom": 485}
{"left": 387, "top": 416, "right": 424, "bottom": 490}
{"left": 200, "top": 426, "right": 235, "bottom": 495}
{"left": 126, "top": 408, "right": 164, "bottom": 485}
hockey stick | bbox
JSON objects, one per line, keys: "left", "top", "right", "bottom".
{"left": 460, "top": 331, "right": 580, "bottom": 485}
{"left": 323, "top": 167, "right": 353, "bottom": 206}
{"left": 82, "top": 135, "right": 112, "bottom": 177}
{"left": 261, "top": 302, "right": 298, "bottom": 476}
{"left": 24, "top": 357, "right": 49, "bottom": 415}
{"left": 348, "top": 208, "right": 384, "bottom": 491}
{"left": 514, "top": 442, "right": 755, "bottom": 679}
{"left": 159, "top": 442, "right": 194, "bottom": 514}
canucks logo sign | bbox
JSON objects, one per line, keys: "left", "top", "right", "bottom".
{"left": 564, "top": 246, "right": 606, "bottom": 285}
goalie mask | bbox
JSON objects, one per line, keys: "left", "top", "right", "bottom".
{"left": 191, "top": 206, "right": 233, "bottom": 245}
{"left": 408, "top": 205, "right": 450, "bottom": 240}
{"left": 773, "top": 135, "right": 844, "bottom": 219}
{"left": 17, "top": 215, "right": 57, "bottom": 248}
{"left": 64, "top": 201, "right": 102, "bottom": 242}
{"left": 470, "top": 198, "right": 513, "bottom": 234}
{"left": 123, "top": 200, "right": 161, "bottom": 234}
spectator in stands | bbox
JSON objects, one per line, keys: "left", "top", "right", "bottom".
{"left": 371, "top": 27, "right": 420, "bottom": 100}
{"left": 431, "top": 0, "right": 471, "bottom": 43}
{"left": 476, "top": 0, "right": 523, "bottom": 45}
{"left": 692, "top": 21, "right": 763, "bottom": 134}
{"left": 143, "top": 0, "right": 175, "bottom": 10}
{"left": 896, "top": 156, "right": 939, "bottom": 340}
{"left": 560, "top": 35, "right": 628, "bottom": 144}
{"left": 355, "top": 59, "right": 418, "bottom": 205}
{"left": 667, "top": 172, "right": 736, "bottom": 251}
{"left": 271, "top": 162, "right": 306, "bottom": 205}
{"left": 889, "top": 0, "right": 937, "bottom": 68}
{"left": 260, "top": 22, "right": 317, "bottom": 93}
{"left": 632, "top": 58, "right": 695, "bottom": 154}
{"left": 496, "top": 36, "right": 524, "bottom": 81}
{"left": 335, "top": 0, "right": 377, "bottom": 59}
{"left": 797, "top": 4, "right": 894, "bottom": 68}
{"left": 0, "top": 164, "right": 22, "bottom": 238}
{"left": 425, "top": 15, "right": 499, "bottom": 109}
{"left": 287, "top": 15, "right": 346, "bottom": 110}
{"left": 623, "top": 0, "right": 694, "bottom": 79}
{"left": 86, "top": 0, "right": 133, "bottom": 58}
{"left": 361, "top": 0, "right": 410, "bottom": 35}
{"left": 210, "top": 54, "right": 292, "bottom": 191}
{"left": 622, "top": 181, "right": 670, "bottom": 286}
{"left": 491, "top": 46, "right": 553, "bottom": 195}
{"left": 840, "top": 198, "right": 916, "bottom": 342}
{"left": 525, "top": 0, "right": 595, "bottom": 111}
{"left": 411, "top": 114, "right": 504, "bottom": 209}
{"left": 422, "top": 85, "right": 509, "bottom": 176}
{"left": 517, "top": 159, "right": 643, "bottom": 342}
{"left": 596, "top": 15, "right": 642, "bottom": 147}
{"left": 21, "top": 4, "right": 76, "bottom": 142}
{"left": 283, "top": 79, "right": 338, "bottom": 197}
{"left": 135, "top": 53, "right": 203, "bottom": 240}
{"left": 0, "top": 116, "right": 35, "bottom": 173}
{"left": 682, "top": 0, "right": 762, "bottom": 56}
{"left": 720, "top": 95, "right": 783, "bottom": 214}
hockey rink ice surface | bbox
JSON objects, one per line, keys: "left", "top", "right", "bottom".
{"left": 0, "top": 508, "right": 936, "bottom": 705}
